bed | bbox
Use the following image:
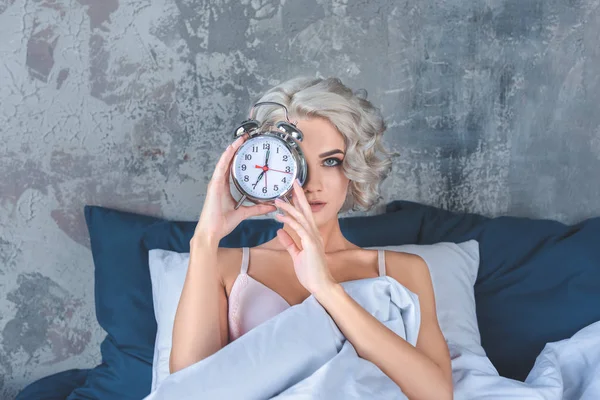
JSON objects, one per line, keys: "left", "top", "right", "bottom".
{"left": 15, "top": 200, "right": 600, "bottom": 399}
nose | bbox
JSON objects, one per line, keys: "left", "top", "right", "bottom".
{"left": 302, "top": 163, "right": 323, "bottom": 194}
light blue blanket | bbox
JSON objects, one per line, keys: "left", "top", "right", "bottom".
{"left": 144, "top": 277, "right": 421, "bottom": 400}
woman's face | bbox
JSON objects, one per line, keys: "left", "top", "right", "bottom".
{"left": 293, "top": 116, "right": 350, "bottom": 225}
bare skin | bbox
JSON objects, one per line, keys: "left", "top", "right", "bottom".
{"left": 170, "top": 116, "right": 453, "bottom": 400}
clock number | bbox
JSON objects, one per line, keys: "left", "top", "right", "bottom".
{"left": 252, "top": 146, "right": 258, "bottom": 153}
{"left": 241, "top": 164, "right": 246, "bottom": 171}
{"left": 282, "top": 177, "right": 287, "bottom": 183}
{"left": 285, "top": 166, "right": 291, "bottom": 172}
{"left": 244, "top": 154, "right": 252, "bottom": 160}
{"left": 274, "top": 185, "right": 279, "bottom": 191}
{"left": 263, "top": 143, "right": 270, "bottom": 150}
{"left": 244, "top": 175, "right": 249, "bottom": 182}
{"left": 282, "top": 155, "right": 288, "bottom": 162}
{"left": 276, "top": 147, "right": 280, "bottom": 154}
{"left": 262, "top": 187, "right": 267, "bottom": 194}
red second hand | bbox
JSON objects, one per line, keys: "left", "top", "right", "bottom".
{"left": 255, "top": 165, "right": 292, "bottom": 174}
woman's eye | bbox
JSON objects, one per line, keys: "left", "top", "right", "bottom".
{"left": 323, "top": 158, "right": 342, "bottom": 167}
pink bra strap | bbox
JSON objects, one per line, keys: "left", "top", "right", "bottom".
{"left": 378, "top": 249, "right": 386, "bottom": 277}
{"left": 241, "top": 247, "right": 250, "bottom": 274}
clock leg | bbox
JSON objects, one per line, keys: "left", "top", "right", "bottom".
{"left": 234, "top": 194, "right": 247, "bottom": 210}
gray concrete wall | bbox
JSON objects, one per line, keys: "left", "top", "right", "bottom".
{"left": 1, "top": 0, "right": 600, "bottom": 396}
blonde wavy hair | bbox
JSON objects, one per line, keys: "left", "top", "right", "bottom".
{"left": 250, "top": 76, "right": 393, "bottom": 212}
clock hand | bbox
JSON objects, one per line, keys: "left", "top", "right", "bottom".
{"left": 265, "top": 167, "right": 292, "bottom": 174}
{"left": 253, "top": 165, "right": 291, "bottom": 175}
{"left": 265, "top": 149, "right": 270, "bottom": 167}
{"left": 252, "top": 171, "right": 265, "bottom": 189}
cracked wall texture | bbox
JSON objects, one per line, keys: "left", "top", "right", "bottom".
{"left": 2, "top": 0, "right": 600, "bottom": 397}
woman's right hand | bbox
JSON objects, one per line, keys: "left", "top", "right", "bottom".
{"left": 193, "top": 133, "right": 277, "bottom": 246}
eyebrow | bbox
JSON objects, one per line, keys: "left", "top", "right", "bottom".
{"left": 319, "top": 149, "right": 345, "bottom": 158}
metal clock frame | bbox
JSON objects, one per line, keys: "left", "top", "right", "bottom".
{"left": 230, "top": 102, "right": 308, "bottom": 209}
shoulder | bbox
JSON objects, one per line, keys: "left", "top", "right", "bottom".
{"left": 383, "top": 250, "right": 432, "bottom": 298}
{"left": 215, "top": 247, "right": 244, "bottom": 290}
{"left": 216, "top": 246, "right": 244, "bottom": 263}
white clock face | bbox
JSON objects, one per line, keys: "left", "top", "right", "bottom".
{"left": 233, "top": 136, "right": 296, "bottom": 199}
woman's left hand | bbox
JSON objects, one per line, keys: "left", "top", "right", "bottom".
{"left": 274, "top": 179, "right": 336, "bottom": 297}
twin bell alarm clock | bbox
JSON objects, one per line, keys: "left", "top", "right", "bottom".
{"left": 230, "top": 101, "right": 308, "bottom": 210}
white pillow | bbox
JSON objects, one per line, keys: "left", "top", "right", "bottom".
{"left": 148, "top": 250, "right": 191, "bottom": 392}
{"left": 368, "top": 242, "right": 485, "bottom": 358}
{"left": 148, "top": 240, "right": 483, "bottom": 392}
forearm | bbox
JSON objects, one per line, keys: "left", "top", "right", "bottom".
{"left": 315, "top": 284, "right": 452, "bottom": 400}
{"left": 170, "top": 236, "right": 226, "bottom": 373}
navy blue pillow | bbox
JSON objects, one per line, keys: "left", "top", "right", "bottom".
{"left": 386, "top": 200, "right": 600, "bottom": 381}
{"left": 67, "top": 336, "right": 153, "bottom": 399}
{"left": 15, "top": 368, "right": 90, "bottom": 400}
{"left": 65, "top": 205, "right": 165, "bottom": 399}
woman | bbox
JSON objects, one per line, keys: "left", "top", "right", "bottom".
{"left": 169, "top": 76, "right": 453, "bottom": 399}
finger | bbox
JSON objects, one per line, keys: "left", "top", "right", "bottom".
{"left": 276, "top": 229, "right": 300, "bottom": 258}
{"left": 293, "top": 179, "right": 312, "bottom": 217}
{"left": 212, "top": 134, "right": 247, "bottom": 182}
{"left": 291, "top": 180, "right": 318, "bottom": 230}
{"left": 275, "top": 213, "right": 312, "bottom": 244}
{"left": 240, "top": 204, "right": 277, "bottom": 219}
{"left": 275, "top": 198, "right": 313, "bottom": 234}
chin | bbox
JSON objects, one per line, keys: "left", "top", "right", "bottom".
{"left": 313, "top": 209, "right": 337, "bottom": 224}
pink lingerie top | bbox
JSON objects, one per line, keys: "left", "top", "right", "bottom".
{"left": 227, "top": 246, "right": 388, "bottom": 341}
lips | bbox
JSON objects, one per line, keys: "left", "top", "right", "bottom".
{"left": 308, "top": 201, "right": 326, "bottom": 212}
